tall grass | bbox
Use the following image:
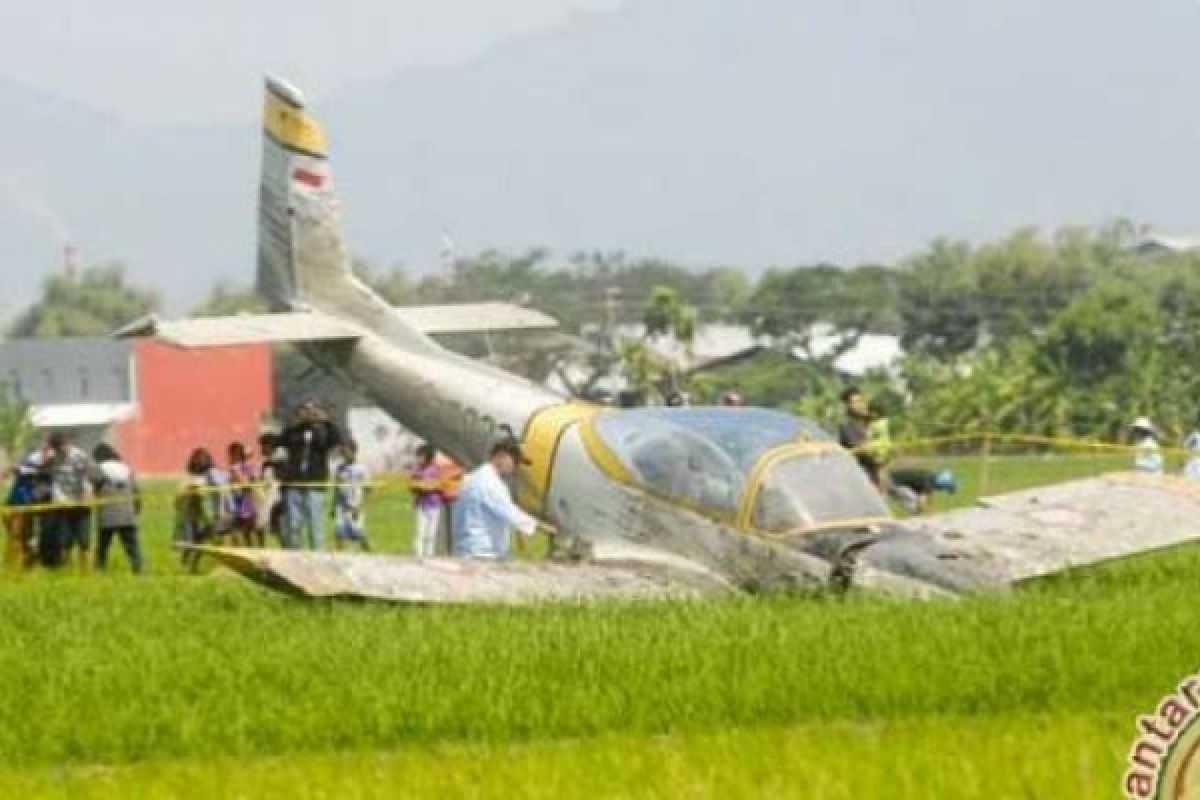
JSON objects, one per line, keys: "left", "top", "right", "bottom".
{"left": 0, "top": 715, "right": 1129, "bottom": 799}
{"left": 0, "top": 453, "right": 1192, "bottom": 797}
{"left": 0, "top": 546, "right": 1194, "bottom": 767}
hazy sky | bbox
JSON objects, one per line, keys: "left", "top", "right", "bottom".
{"left": 5, "top": 0, "right": 1200, "bottom": 318}
{"left": 0, "top": 0, "right": 623, "bottom": 125}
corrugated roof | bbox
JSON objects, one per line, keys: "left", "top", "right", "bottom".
{"left": 1133, "top": 233, "right": 1200, "bottom": 254}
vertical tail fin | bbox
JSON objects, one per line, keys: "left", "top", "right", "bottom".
{"left": 257, "top": 77, "right": 352, "bottom": 311}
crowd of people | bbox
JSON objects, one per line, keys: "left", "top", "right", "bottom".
{"left": 15, "top": 387, "right": 1200, "bottom": 574}
{"left": 3, "top": 431, "right": 136, "bottom": 572}
{"left": 1, "top": 397, "right": 551, "bottom": 575}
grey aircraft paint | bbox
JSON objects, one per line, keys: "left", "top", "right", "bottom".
{"left": 140, "top": 77, "right": 1200, "bottom": 603}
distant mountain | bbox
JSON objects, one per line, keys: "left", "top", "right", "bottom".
{"left": 4, "top": 0, "right": 1200, "bottom": 308}
{"left": 0, "top": 75, "right": 260, "bottom": 310}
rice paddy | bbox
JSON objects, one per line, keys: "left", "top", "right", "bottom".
{"left": 0, "top": 451, "right": 1191, "bottom": 798}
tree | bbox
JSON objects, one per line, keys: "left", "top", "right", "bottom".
{"left": 603, "top": 286, "right": 698, "bottom": 401}
{"left": 707, "top": 267, "right": 752, "bottom": 321}
{"left": 744, "top": 264, "right": 901, "bottom": 355}
{"left": 1038, "top": 281, "right": 1159, "bottom": 390}
{"left": 9, "top": 264, "right": 159, "bottom": 338}
{"left": 895, "top": 226, "right": 1131, "bottom": 360}
{"left": 190, "top": 281, "right": 265, "bottom": 317}
{"left": 642, "top": 286, "right": 696, "bottom": 344}
{"left": 0, "top": 384, "right": 32, "bottom": 464}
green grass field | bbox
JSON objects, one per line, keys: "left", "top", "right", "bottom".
{"left": 0, "top": 453, "right": 1192, "bottom": 798}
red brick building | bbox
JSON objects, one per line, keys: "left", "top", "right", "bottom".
{"left": 1, "top": 337, "right": 272, "bottom": 474}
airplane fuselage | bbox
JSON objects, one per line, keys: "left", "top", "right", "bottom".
{"left": 300, "top": 306, "right": 847, "bottom": 591}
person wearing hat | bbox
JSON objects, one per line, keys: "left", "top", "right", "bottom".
{"left": 1131, "top": 417, "right": 1164, "bottom": 475}
{"left": 451, "top": 440, "right": 539, "bottom": 560}
{"left": 278, "top": 399, "right": 342, "bottom": 550}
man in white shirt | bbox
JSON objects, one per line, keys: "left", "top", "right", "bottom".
{"left": 452, "top": 441, "right": 539, "bottom": 559}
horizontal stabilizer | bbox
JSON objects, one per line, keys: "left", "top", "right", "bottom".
{"left": 914, "top": 472, "right": 1200, "bottom": 586}
{"left": 391, "top": 303, "right": 558, "bottom": 335}
{"left": 116, "top": 303, "right": 557, "bottom": 348}
{"left": 115, "top": 313, "right": 361, "bottom": 348}
{"left": 193, "top": 547, "right": 725, "bottom": 604}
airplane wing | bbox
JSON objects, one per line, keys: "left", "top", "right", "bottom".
{"left": 114, "top": 313, "right": 361, "bottom": 348}
{"left": 195, "top": 547, "right": 729, "bottom": 604}
{"left": 115, "top": 303, "right": 556, "bottom": 349}
{"left": 392, "top": 303, "right": 558, "bottom": 335}
{"left": 911, "top": 472, "right": 1200, "bottom": 586}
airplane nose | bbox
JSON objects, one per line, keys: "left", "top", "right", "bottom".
{"left": 845, "top": 527, "right": 999, "bottom": 598}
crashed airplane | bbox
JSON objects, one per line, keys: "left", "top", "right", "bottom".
{"left": 121, "top": 77, "right": 1200, "bottom": 603}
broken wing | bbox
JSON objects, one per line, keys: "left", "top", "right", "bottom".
{"left": 913, "top": 472, "right": 1200, "bottom": 586}
{"left": 195, "top": 547, "right": 728, "bottom": 604}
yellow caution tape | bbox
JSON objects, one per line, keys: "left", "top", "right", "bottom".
{"left": 847, "top": 432, "right": 1194, "bottom": 459}
{"left": 0, "top": 476, "right": 463, "bottom": 516}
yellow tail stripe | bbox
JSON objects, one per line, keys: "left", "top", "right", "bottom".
{"left": 263, "top": 91, "right": 327, "bottom": 157}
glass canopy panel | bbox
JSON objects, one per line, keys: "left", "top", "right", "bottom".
{"left": 753, "top": 451, "right": 890, "bottom": 533}
{"left": 591, "top": 407, "right": 828, "bottom": 516}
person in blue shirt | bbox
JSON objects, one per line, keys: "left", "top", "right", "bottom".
{"left": 4, "top": 444, "right": 48, "bottom": 569}
{"left": 452, "top": 441, "right": 538, "bottom": 560}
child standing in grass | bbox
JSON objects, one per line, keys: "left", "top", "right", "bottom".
{"left": 90, "top": 443, "right": 143, "bottom": 574}
{"left": 409, "top": 444, "right": 444, "bottom": 558}
{"left": 257, "top": 433, "right": 286, "bottom": 546}
{"left": 227, "top": 442, "right": 261, "bottom": 547}
{"left": 333, "top": 441, "right": 371, "bottom": 552}
{"left": 175, "top": 448, "right": 230, "bottom": 573}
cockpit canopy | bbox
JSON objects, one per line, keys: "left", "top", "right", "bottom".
{"left": 589, "top": 407, "right": 888, "bottom": 533}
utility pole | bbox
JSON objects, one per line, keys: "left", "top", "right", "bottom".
{"left": 62, "top": 243, "right": 80, "bottom": 282}
{"left": 602, "top": 286, "right": 622, "bottom": 354}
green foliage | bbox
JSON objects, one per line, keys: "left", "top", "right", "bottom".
{"left": 0, "top": 383, "right": 32, "bottom": 462}
{"left": 900, "top": 344, "right": 1070, "bottom": 439}
{"left": 602, "top": 286, "right": 701, "bottom": 399}
{"left": 158, "top": 221, "right": 1200, "bottom": 436}
{"left": 688, "top": 350, "right": 841, "bottom": 421}
{"left": 641, "top": 286, "right": 696, "bottom": 344}
{"left": 0, "top": 716, "right": 1121, "bottom": 799}
{"left": 0, "top": 491, "right": 1195, "bottom": 796}
{"left": 895, "top": 224, "right": 1143, "bottom": 360}
{"left": 8, "top": 264, "right": 159, "bottom": 338}
{"left": 190, "top": 281, "right": 265, "bottom": 317}
{"left": 747, "top": 264, "right": 901, "bottom": 340}
{"left": 415, "top": 250, "right": 745, "bottom": 333}
{"left": 0, "top": 458, "right": 1186, "bottom": 797}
